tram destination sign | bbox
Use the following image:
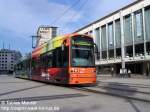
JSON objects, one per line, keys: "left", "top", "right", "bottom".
{"left": 72, "top": 37, "right": 93, "bottom": 46}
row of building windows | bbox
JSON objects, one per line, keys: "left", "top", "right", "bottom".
{"left": 88, "top": 6, "right": 150, "bottom": 49}
{"left": 85, "top": 6, "right": 150, "bottom": 60}
{"left": 0, "top": 58, "right": 8, "bottom": 60}
{"left": 0, "top": 54, "right": 8, "bottom": 56}
{"left": 0, "top": 56, "right": 14, "bottom": 59}
{"left": 94, "top": 10, "right": 145, "bottom": 51}
{"left": 0, "top": 60, "right": 14, "bottom": 63}
{"left": 0, "top": 54, "right": 14, "bottom": 56}
{"left": 0, "top": 67, "right": 14, "bottom": 70}
{"left": 0, "top": 64, "right": 14, "bottom": 66}
{"left": 0, "top": 57, "right": 14, "bottom": 59}
{"left": 0, "top": 57, "right": 14, "bottom": 60}
{"left": 0, "top": 61, "right": 8, "bottom": 63}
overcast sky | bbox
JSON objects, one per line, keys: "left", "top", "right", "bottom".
{"left": 0, "top": 0, "right": 136, "bottom": 55}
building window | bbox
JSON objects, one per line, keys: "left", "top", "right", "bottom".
{"left": 134, "top": 10, "right": 143, "bottom": 43}
{"left": 52, "top": 28, "right": 57, "bottom": 38}
{"left": 101, "top": 25, "right": 107, "bottom": 50}
{"left": 124, "top": 14, "right": 132, "bottom": 46}
{"left": 115, "top": 19, "right": 121, "bottom": 48}
{"left": 95, "top": 28, "right": 100, "bottom": 50}
{"left": 135, "top": 13, "right": 142, "bottom": 37}
{"left": 145, "top": 6, "right": 150, "bottom": 42}
{"left": 145, "top": 6, "right": 150, "bottom": 54}
{"left": 108, "top": 23, "right": 114, "bottom": 48}
{"left": 102, "top": 51, "right": 107, "bottom": 59}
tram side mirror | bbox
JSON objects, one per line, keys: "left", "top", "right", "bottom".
{"left": 62, "top": 40, "right": 66, "bottom": 51}
{"left": 61, "top": 44, "right": 64, "bottom": 51}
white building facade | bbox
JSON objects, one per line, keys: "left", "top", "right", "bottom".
{"left": 36, "top": 26, "right": 57, "bottom": 46}
{"left": 75, "top": 0, "right": 150, "bottom": 76}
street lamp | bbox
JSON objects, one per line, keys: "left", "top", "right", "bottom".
{"left": 120, "top": 11, "right": 127, "bottom": 76}
{"left": 31, "top": 35, "right": 41, "bottom": 48}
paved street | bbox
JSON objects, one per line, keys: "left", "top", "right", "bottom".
{"left": 0, "top": 75, "right": 150, "bottom": 112}
{"left": 80, "top": 76, "right": 150, "bottom": 103}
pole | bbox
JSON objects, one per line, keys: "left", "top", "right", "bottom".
{"left": 120, "top": 11, "right": 126, "bottom": 75}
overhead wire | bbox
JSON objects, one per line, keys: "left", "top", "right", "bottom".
{"left": 50, "top": 0, "right": 81, "bottom": 26}
{"left": 62, "top": 0, "right": 89, "bottom": 34}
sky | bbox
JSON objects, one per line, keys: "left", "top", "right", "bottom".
{"left": 0, "top": 0, "right": 136, "bottom": 55}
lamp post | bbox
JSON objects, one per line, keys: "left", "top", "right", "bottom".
{"left": 31, "top": 35, "right": 41, "bottom": 48}
{"left": 120, "top": 11, "right": 127, "bottom": 76}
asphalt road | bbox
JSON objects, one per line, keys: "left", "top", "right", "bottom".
{"left": 0, "top": 75, "right": 150, "bottom": 112}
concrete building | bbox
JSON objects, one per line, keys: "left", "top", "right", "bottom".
{"left": 75, "top": 0, "right": 150, "bottom": 76}
{"left": 0, "top": 49, "right": 22, "bottom": 74}
{"left": 36, "top": 26, "right": 58, "bottom": 46}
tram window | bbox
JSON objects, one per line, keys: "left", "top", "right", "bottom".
{"left": 32, "top": 58, "right": 39, "bottom": 68}
{"left": 39, "top": 47, "right": 69, "bottom": 68}
{"left": 40, "top": 54, "right": 47, "bottom": 67}
{"left": 56, "top": 48, "right": 63, "bottom": 67}
{"left": 62, "top": 46, "right": 68, "bottom": 67}
{"left": 47, "top": 52, "right": 53, "bottom": 67}
{"left": 52, "top": 49, "right": 60, "bottom": 67}
{"left": 52, "top": 47, "right": 69, "bottom": 68}
{"left": 52, "top": 50, "right": 57, "bottom": 67}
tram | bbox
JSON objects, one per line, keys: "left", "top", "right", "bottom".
{"left": 15, "top": 33, "right": 97, "bottom": 85}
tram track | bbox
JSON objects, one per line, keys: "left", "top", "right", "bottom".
{"left": 13, "top": 77, "right": 150, "bottom": 103}
{"left": 94, "top": 84, "right": 150, "bottom": 95}
{"left": 70, "top": 83, "right": 150, "bottom": 103}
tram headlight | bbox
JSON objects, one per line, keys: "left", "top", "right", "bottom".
{"left": 74, "top": 69, "right": 78, "bottom": 73}
{"left": 70, "top": 69, "right": 79, "bottom": 73}
{"left": 93, "top": 69, "right": 96, "bottom": 73}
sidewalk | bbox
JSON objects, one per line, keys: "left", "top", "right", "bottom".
{"left": 97, "top": 74, "right": 150, "bottom": 79}
{"left": 83, "top": 77, "right": 150, "bottom": 102}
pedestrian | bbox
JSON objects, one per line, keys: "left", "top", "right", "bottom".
{"left": 120, "top": 69, "right": 123, "bottom": 78}
{"left": 111, "top": 67, "right": 114, "bottom": 77}
{"left": 128, "top": 69, "right": 131, "bottom": 78}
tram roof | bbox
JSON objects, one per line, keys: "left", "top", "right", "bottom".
{"left": 31, "top": 33, "right": 91, "bottom": 58}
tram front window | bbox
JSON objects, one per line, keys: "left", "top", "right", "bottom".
{"left": 71, "top": 46, "right": 94, "bottom": 67}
